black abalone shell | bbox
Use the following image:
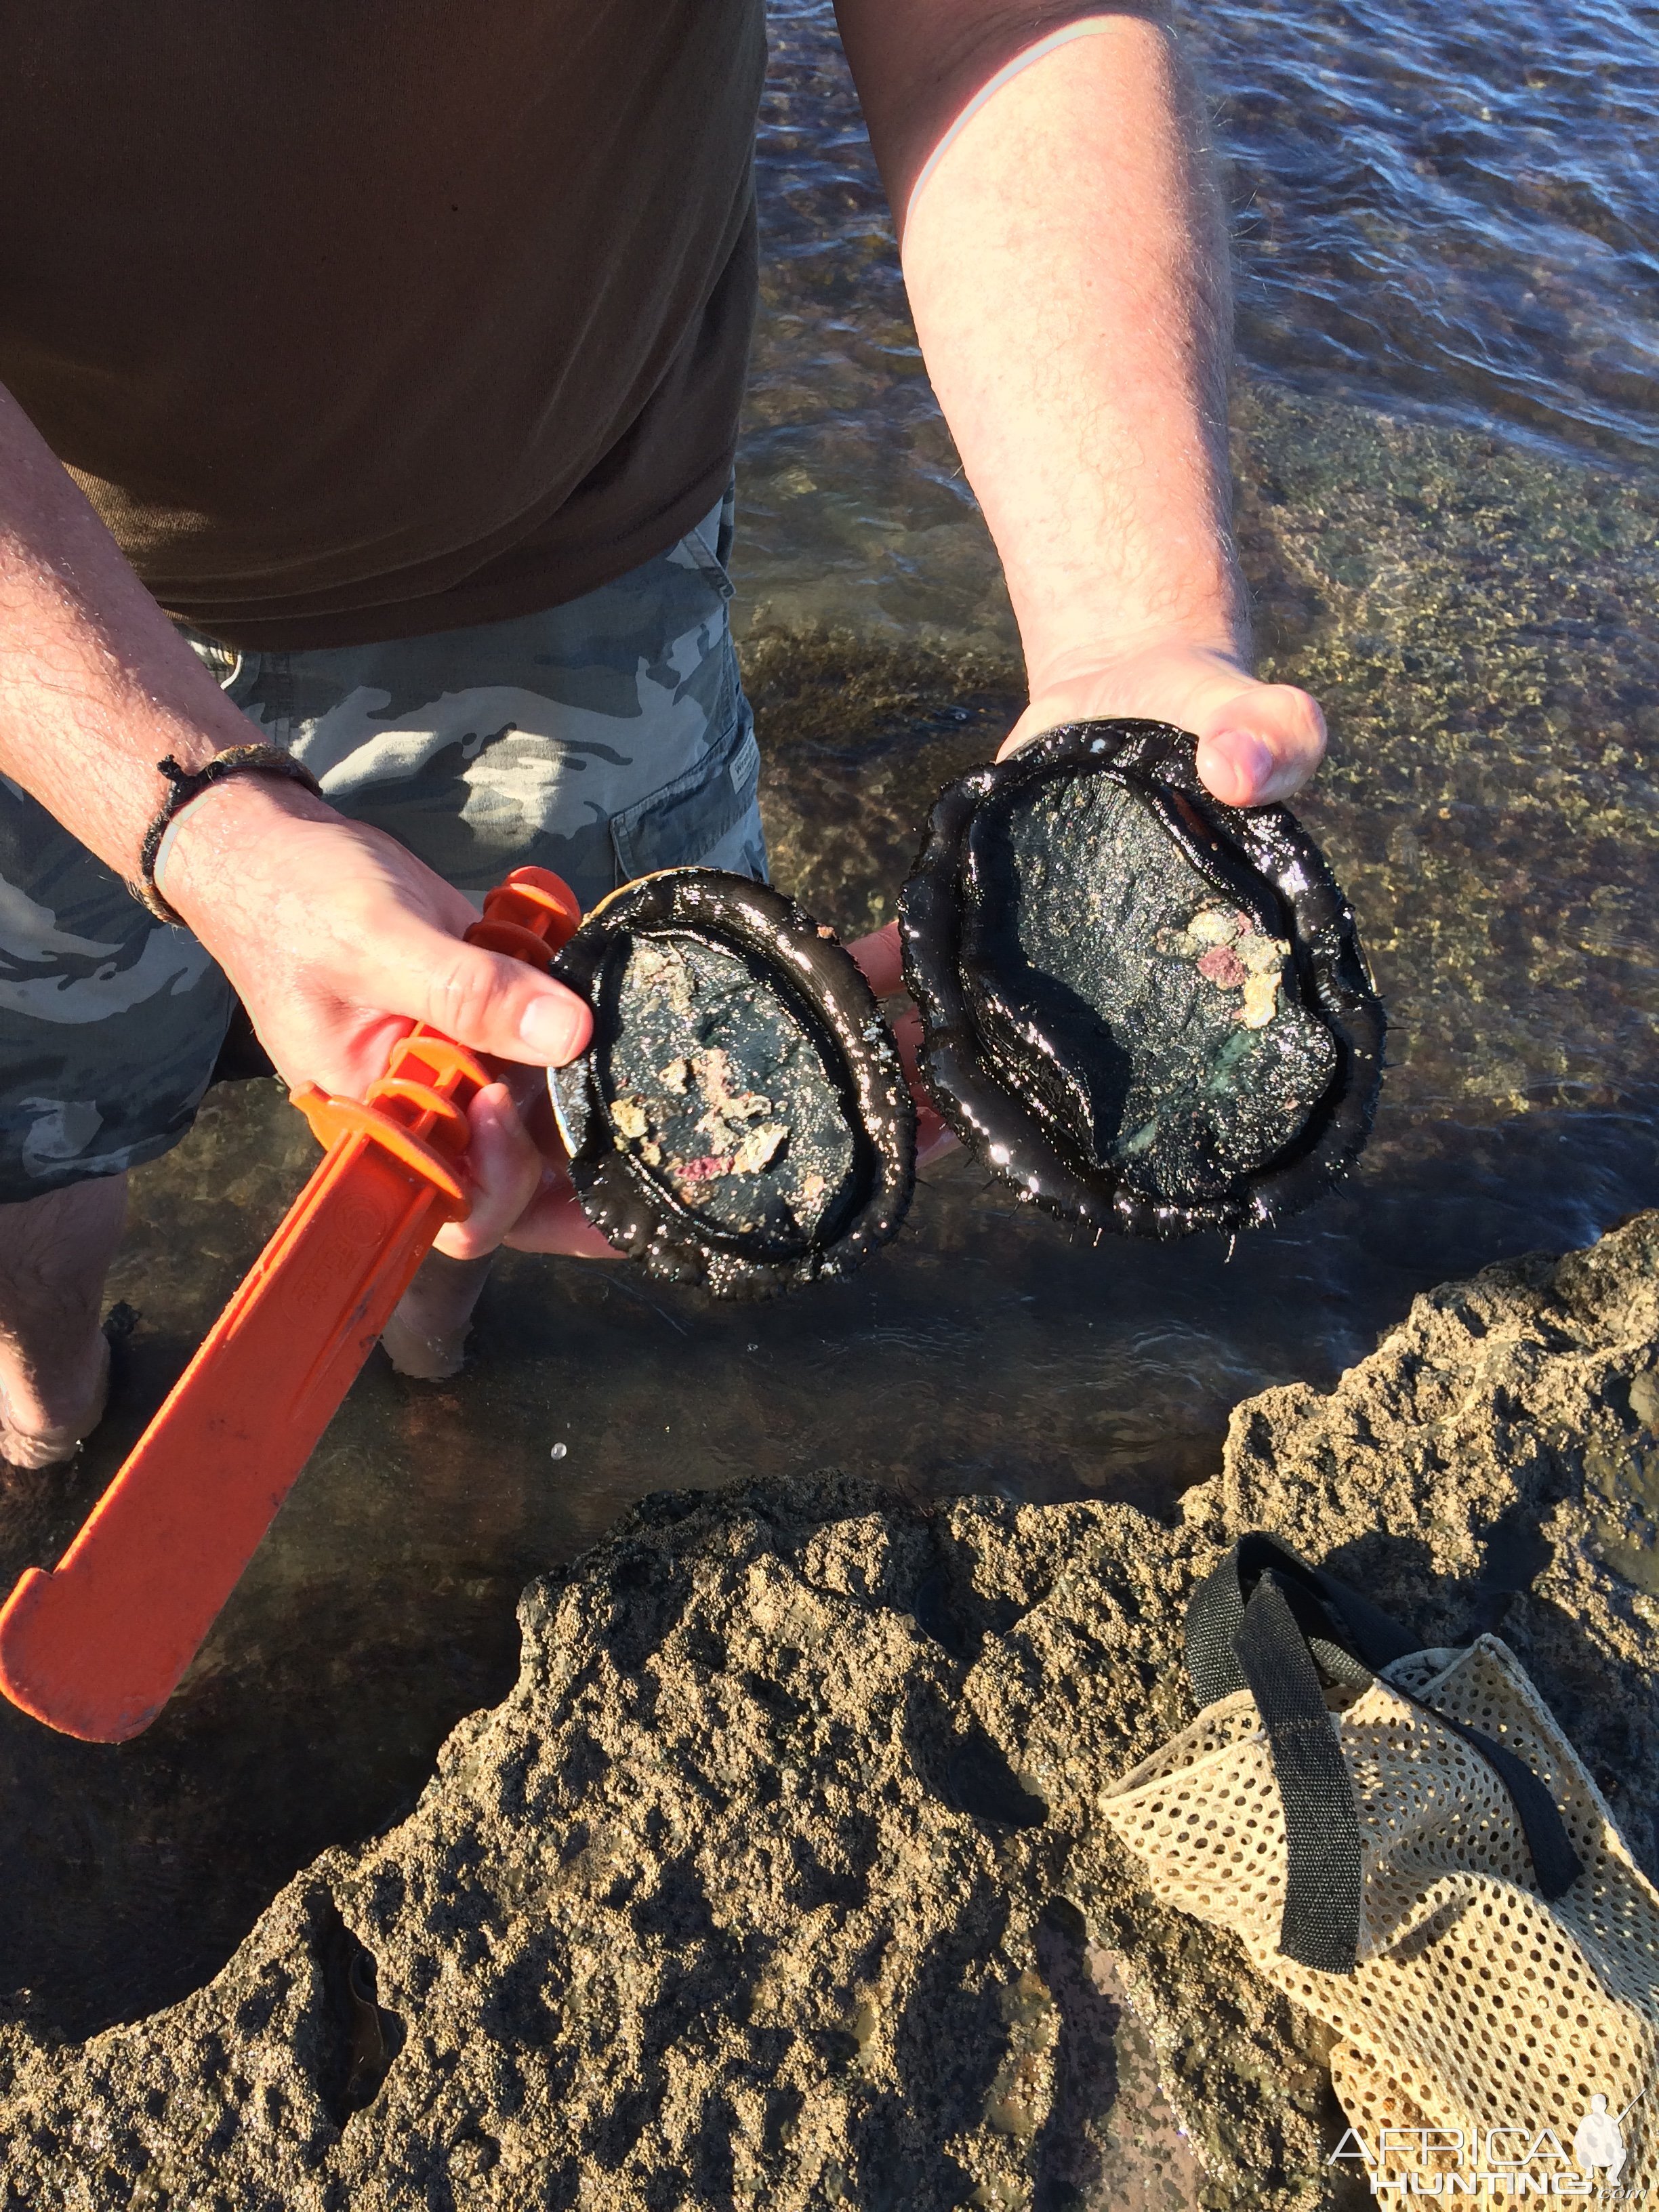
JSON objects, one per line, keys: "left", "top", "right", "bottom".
{"left": 899, "top": 720, "right": 1384, "bottom": 1237}
{"left": 550, "top": 871, "right": 916, "bottom": 1295}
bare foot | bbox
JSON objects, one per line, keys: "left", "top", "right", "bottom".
{"left": 0, "top": 1328, "right": 111, "bottom": 1471}
{"left": 0, "top": 1174, "right": 129, "bottom": 1472}
{"left": 382, "top": 1252, "right": 495, "bottom": 1381}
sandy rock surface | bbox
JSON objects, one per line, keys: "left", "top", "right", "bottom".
{"left": 4, "top": 1214, "right": 1658, "bottom": 2211}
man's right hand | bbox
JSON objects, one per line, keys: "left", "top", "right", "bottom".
{"left": 0, "top": 379, "right": 600, "bottom": 1273}
{"left": 158, "top": 774, "right": 592, "bottom": 1101}
{"left": 156, "top": 773, "right": 601, "bottom": 1264}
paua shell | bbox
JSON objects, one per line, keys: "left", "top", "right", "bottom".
{"left": 550, "top": 870, "right": 916, "bottom": 1296}
{"left": 899, "top": 719, "right": 1384, "bottom": 1237}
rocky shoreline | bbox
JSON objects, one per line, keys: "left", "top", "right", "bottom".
{"left": 3, "top": 1212, "right": 1658, "bottom": 2210}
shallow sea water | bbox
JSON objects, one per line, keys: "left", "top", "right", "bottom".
{"left": 2, "top": 0, "right": 1656, "bottom": 2108}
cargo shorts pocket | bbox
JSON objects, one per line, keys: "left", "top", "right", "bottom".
{"left": 609, "top": 691, "right": 762, "bottom": 883}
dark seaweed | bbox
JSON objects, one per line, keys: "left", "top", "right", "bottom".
{"left": 899, "top": 720, "right": 1385, "bottom": 1237}
{"left": 551, "top": 871, "right": 916, "bottom": 1296}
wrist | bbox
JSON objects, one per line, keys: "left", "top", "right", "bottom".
{"left": 1015, "top": 557, "right": 1252, "bottom": 694}
{"left": 155, "top": 771, "right": 336, "bottom": 935}
{"left": 1023, "top": 628, "right": 1252, "bottom": 708}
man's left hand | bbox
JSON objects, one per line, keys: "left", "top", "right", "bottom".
{"left": 1004, "top": 637, "right": 1327, "bottom": 807}
{"left": 852, "top": 638, "right": 1330, "bottom": 1176}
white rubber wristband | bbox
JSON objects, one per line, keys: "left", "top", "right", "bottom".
{"left": 150, "top": 811, "right": 189, "bottom": 910}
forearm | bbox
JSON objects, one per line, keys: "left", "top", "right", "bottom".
{"left": 0, "top": 379, "right": 588, "bottom": 1124}
{"left": 835, "top": 4, "right": 1241, "bottom": 688}
{"left": 0, "top": 382, "right": 304, "bottom": 886}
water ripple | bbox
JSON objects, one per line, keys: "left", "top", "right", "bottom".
{"left": 757, "top": 0, "right": 1659, "bottom": 466}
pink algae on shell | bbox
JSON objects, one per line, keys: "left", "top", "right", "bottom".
{"left": 676, "top": 1156, "right": 729, "bottom": 1185}
{"left": 1197, "top": 943, "right": 1248, "bottom": 989}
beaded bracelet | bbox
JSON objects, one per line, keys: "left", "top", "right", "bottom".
{"left": 129, "top": 746, "right": 324, "bottom": 926}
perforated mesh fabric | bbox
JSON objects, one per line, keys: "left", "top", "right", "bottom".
{"left": 1100, "top": 1635, "right": 1659, "bottom": 2186}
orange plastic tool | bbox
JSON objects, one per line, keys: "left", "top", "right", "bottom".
{"left": 0, "top": 865, "right": 581, "bottom": 1744}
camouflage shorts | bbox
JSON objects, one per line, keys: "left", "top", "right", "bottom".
{"left": 0, "top": 490, "right": 765, "bottom": 1203}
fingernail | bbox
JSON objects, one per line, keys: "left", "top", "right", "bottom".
{"left": 1213, "top": 728, "right": 1275, "bottom": 798}
{"left": 518, "top": 992, "right": 589, "bottom": 1064}
{"left": 472, "top": 1082, "right": 510, "bottom": 1131}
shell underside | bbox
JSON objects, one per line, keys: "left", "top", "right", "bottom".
{"left": 552, "top": 872, "right": 916, "bottom": 1296}
{"left": 899, "top": 720, "right": 1385, "bottom": 1237}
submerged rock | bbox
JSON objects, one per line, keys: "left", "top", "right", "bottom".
{"left": 5, "top": 1213, "right": 1659, "bottom": 2209}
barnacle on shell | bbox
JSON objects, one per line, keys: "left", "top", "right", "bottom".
{"left": 898, "top": 719, "right": 1385, "bottom": 1238}
{"left": 549, "top": 871, "right": 916, "bottom": 1296}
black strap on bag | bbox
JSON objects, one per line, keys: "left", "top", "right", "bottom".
{"left": 1185, "top": 1534, "right": 1584, "bottom": 1975}
{"left": 1232, "top": 1573, "right": 1368, "bottom": 1973}
{"left": 1187, "top": 1531, "right": 1418, "bottom": 1704}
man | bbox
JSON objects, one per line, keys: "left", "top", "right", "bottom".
{"left": 0, "top": 1, "right": 1326, "bottom": 1467}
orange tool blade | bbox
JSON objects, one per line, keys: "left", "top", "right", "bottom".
{"left": 0, "top": 867, "right": 580, "bottom": 1743}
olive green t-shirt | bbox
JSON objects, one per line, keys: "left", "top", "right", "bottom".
{"left": 0, "top": 3, "right": 765, "bottom": 649}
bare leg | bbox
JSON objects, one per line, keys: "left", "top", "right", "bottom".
{"left": 382, "top": 1250, "right": 495, "bottom": 1382}
{"left": 0, "top": 1172, "right": 128, "bottom": 1469}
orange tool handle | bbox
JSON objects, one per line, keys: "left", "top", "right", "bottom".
{"left": 0, "top": 867, "right": 581, "bottom": 1744}
{"left": 289, "top": 861, "right": 581, "bottom": 1210}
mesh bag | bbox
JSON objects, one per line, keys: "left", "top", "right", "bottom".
{"left": 1099, "top": 1536, "right": 1659, "bottom": 2188}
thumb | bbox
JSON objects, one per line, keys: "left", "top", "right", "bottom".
{"left": 1191, "top": 680, "right": 1326, "bottom": 808}
{"left": 371, "top": 919, "right": 593, "bottom": 1067}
